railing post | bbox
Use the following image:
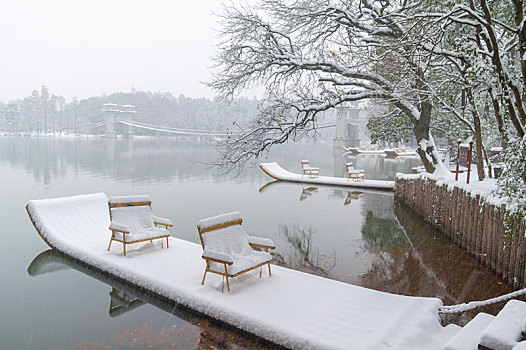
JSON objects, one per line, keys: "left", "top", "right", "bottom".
{"left": 455, "top": 139, "right": 461, "bottom": 181}
{"left": 467, "top": 140, "right": 473, "bottom": 184}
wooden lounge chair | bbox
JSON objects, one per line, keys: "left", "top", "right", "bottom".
{"left": 301, "top": 160, "right": 320, "bottom": 178}
{"left": 197, "top": 211, "right": 275, "bottom": 292}
{"left": 107, "top": 195, "right": 173, "bottom": 256}
{"left": 346, "top": 162, "right": 365, "bottom": 182}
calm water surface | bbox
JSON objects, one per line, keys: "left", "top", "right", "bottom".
{"left": 0, "top": 136, "right": 513, "bottom": 350}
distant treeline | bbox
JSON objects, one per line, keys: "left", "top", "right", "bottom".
{"left": 0, "top": 86, "right": 259, "bottom": 134}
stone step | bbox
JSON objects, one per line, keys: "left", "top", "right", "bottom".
{"left": 443, "top": 312, "right": 494, "bottom": 350}
{"left": 479, "top": 299, "right": 526, "bottom": 350}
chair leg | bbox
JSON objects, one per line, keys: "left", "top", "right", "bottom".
{"left": 166, "top": 236, "right": 169, "bottom": 248}
{"left": 224, "top": 264, "right": 230, "bottom": 292}
{"left": 201, "top": 267, "right": 208, "bottom": 285}
{"left": 268, "top": 262, "right": 272, "bottom": 277}
{"left": 107, "top": 238, "right": 113, "bottom": 251}
{"left": 123, "top": 243, "right": 126, "bottom": 257}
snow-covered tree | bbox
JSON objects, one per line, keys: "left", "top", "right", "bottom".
{"left": 496, "top": 135, "right": 526, "bottom": 235}
{"left": 425, "top": 0, "right": 526, "bottom": 180}
{"left": 209, "top": 0, "right": 461, "bottom": 171}
{"left": 40, "top": 85, "right": 49, "bottom": 134}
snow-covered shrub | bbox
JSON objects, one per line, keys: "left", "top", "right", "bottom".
{"left": 495, "top": 136, "right": 526, "bottom": 236}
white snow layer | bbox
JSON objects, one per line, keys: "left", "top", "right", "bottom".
{"left": 26, "top": 193, "right": 458, "bottom": 350}
{"left": 197, "top": 211, "right": 242, "bottom": 229}
{"left": 260, "top": 162, "right": 395, "bottom": 190}
{"left": 108, "top": 195, "right": 151, "bottom": 204}
{"left": 396, "top": 170, "right": 501, "bottom": 205}
{"left": 443, "top": 313, "right": 494, "bottom": 350}
{"left": 479, "top": 300, "right": 526, "bottom": 350}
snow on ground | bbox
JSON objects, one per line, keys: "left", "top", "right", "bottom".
{"left": 396, "top": 167, "right": 501, "bottom": 205}
{"left": 479, "top": 300, "right": 526, "bottom": 350}
{"left": 443, "top": 313, "right": 494, "bottom": 350}
{"left": 260, "top": 162, "right": 395, "bottom": 190}
{"left": 27, "top": 193, "right": 459, "bottom": 350}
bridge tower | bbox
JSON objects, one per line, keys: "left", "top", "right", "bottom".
{"left": 119, "top": 105, "right": 136, "bottom": 139}
{"left": 347, "top": 107, "right": 361, "bottom": 147}
{"left": 333, "top": 106, "right": 350, "bottom": 176}
{"left": 101, "top": 103, "right": 119, "bottom": 138}
{"left": 334, "top": 106, "right": 350, "bottom": 143}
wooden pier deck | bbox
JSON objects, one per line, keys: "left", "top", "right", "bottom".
{"left": 26, "top": 193, "right": 457, "bottom": 350}
{"left": 260, "top": 162, "right": 395, "bottom": 191}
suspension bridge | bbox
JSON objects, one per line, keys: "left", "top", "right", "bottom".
{"left": 97, "top": 103, "right": 365, "bottom": 142}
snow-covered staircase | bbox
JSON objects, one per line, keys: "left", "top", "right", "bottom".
{"left": 443, "top": 313, "right": 494, "bottom": 350}
{"left": 443, "top": 300, "right": 526, "bottom": 350}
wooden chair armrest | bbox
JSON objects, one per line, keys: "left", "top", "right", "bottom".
{"left": 202, "top": 249, "right": 234, "bottom": 265}
{"left": 109, "top": 222, "right": 129, "bottom": 234}
{"left": 202, "top": 256, "right": 234, "bottom": 265}
{"left": 247, "top": 236, "right": 275, "bottom": 250}
{"left": 111, "top": 228, "right": 129, "bottom": 234}
{"left": 152, "top": 215, "right": 173, "bottom": 227}
{"left": 249, "top": 243, "right": 276, "bottom": 250}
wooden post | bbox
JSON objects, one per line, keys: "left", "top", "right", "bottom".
{"left": 467, "top": 140, "right": 474, "bottom": 184}
{"left": 394, "top": 176, "right": 526, "bottom": 287}
{"left": 473, "top": 195, "right": 481, "bottom": 259}
{"left": 455, "top": 139, "right": 461, "bottom": 181}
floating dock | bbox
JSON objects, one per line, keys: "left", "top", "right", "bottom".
{"left": 26, "top": 193, "right": 458, "bottom": 350}
{"left": 259, "top": 162, "right": 395, "bottom": 191}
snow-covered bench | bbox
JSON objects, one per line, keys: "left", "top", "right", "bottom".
{"left": 346, "top": 162, "right": 365, "bottom": 181}
{"left": 301, "top": 160, "right": 319, "bottom": 178}
{"left": 107, "top": 195, "right": 173, "bottom": 256}
{"left": 196, "top": 211, "right": 275, "bottom": 292}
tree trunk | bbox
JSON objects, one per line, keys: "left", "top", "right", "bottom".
{"left": 414, "top": 101, "right": 437, "bottom": 173}
{"left": 467, "top": 88, "right": 486, "bottom": 181}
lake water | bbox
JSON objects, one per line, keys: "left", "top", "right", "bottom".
{"left": 0, "top": 136, "right": 513, "bottom": 349}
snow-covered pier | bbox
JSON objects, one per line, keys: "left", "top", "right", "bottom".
{"left": 26, "top": 193, "right": 458, "bottom": 350}
{"left": 260, "top": 162, "right": 395, "bottom": 191}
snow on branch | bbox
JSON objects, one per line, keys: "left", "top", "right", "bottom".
{"left": 209, "top": 0, "right": 453, "bottom": 170}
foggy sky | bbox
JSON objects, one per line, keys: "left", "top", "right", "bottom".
{"left": 0, "top": 0, "right": 224, "bottom": 102}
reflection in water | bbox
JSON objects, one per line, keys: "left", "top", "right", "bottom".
{"left": 299, "top": 187, "right": 318, "bottom": 201}
{"left": 0, "top": 137, "right": 264, "bottom": 185}
{"left": 359, "top": 204, "right": 516, "bottom": 326}
{"left": 0, "top": 137, "right": 419, "bottom": 186}
{"left": 27, "top": 250, "right": 282, "bottom": 349}
{"left": 344, "top": 191, "right": 363, "bottom": 205}
{"left": 275, "top": 224, "right": 336, "bottom": 276}
{"left": 361, "top": 211, "right": 406, "bottom": 248}
{"left": 108, "top": 288, "right": 144, "bottom": 318}
{"left": 260, "top": 180, "right": 367, "bottom": 206}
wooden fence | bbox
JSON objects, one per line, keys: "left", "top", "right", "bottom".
{"left": 395, "top": 176, "right": 526, "bottom": 289}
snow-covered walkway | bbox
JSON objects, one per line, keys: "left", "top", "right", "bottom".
{"left": 26, "top": 193, "right": 458, "bottom": 350}
{"left": 260, "top": 162, "right": 395, "bottom": 190}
